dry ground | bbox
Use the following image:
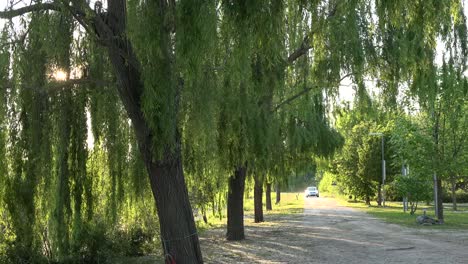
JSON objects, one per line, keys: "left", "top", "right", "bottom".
{"left": 200, "top": 197, "right": 468, "bottom": 263}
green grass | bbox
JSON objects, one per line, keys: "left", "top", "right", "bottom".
{"left": 330, "top": 194, "right": 468, "bottom": 230}
{"left": 244, "top": 192, "right": 304, "bottom": 215}
{"left": 197, "top": 192, "right": 304, "bottom": 231}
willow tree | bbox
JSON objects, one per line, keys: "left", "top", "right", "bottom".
{"left": 1, "top": 0, "right": 218, "bottom": 262}
{"left": 215, "top": 0, "right": 465, "bottom": 239}
{"left": 2, "top": 0, "right": 466, "bottom": 262}
{"left": 0, "top": 23, "right": 10, "bottom": 262}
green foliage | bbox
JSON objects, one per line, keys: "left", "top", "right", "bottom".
{"left": 332, "top": 115, "right": 381, "bottom": 202}
{"left": 128, "top": 0, "right": 178, "bottom": 156}
{"left": 388, "top": 116, "right": 433, "bottom": 178}
{"left": 1, "top": 0, "right": 467, "bottom": 261}
{"left": 318, "top": 171, "right": 341, "bottom": 195}
{"left": 392, "top": 175, "right": 432, "bottom": 214}
{"left": 442, "top": 189, "right": 468, "bottom": 203}
{"left": 0, "top": 8, "right": 160, "bottom": 263}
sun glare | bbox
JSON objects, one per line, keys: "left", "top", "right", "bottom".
{"left": 53, "top": 70, "right": 68, "bottom": 81}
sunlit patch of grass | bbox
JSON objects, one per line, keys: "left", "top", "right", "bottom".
{"left": 244, "top": 192, "right": 304, "bottom": 216}
{"left": 196, "top": 214, "right": 226, "bottom": 233}
{"left": 197, "top": 192, "right": 304, "bottom": 232}
{"left": 334, "top": 196, "right": 468, "bottom": 230}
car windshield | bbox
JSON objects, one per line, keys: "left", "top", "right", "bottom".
{"left": 307, "top": 187, "right": 317, "bottom": 191}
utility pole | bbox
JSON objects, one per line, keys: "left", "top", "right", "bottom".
{"left": 402, "top": 164, "right": 408, "bottom": 212}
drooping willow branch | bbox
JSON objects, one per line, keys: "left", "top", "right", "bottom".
{"left": 0, "top": 0, "right": 141, "bottom": 83}
{"left": 46, "top": 78, "right": 111, "bottom": 91}
{"left": 3, "top": 78, "right": 111, "bottom": 93}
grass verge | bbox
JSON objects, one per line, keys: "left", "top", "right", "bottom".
{"left": 327, "top": 193, "right": 468, "bottom": 230}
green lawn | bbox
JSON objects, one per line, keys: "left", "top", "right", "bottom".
{"left": 333, "top": 195, "right": 468, "bottom": 229}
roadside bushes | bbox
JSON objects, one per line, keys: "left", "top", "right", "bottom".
{"left": 68, "top": 220, "right": 159, "bottom": 263}
{"left": 442, "top": 190, "right": 468, "bottom": 204}
{"left": 318, "top": 171, "right": 342, "bottom": 197}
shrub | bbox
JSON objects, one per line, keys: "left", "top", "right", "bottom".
{"left": 442, "top": 190, "right": 468, "bottom": 203}
{"left": 392, "top": 175, "right": 432, "bottom": 214}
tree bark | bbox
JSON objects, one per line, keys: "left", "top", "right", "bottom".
{"left": 226, "top": 166, "right": 247, "bottom": 241}
{"left": 265, "top": 182, "right": 272, "bottom": 211}
{"left": 146, "top": 145, "right": 203, "bottom": 263}
{"left": 254, "top": 176, "right": 264, "bottom": 223}
{"left": 451, "top": 177, "right": 457, "bottom": 211}
{"left": 436, "top": 177, "right": 444, "bottom": 223}
{"left": 102, "top": 1, "right": 203, "bottom": 262}
{"left": 275, "top": 184, "right": 281, "bottom": 205}
{"left": 377, "top": 185, "right": 382, "bottom": 206}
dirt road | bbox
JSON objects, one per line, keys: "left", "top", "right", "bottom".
{"left": 200, "top": 197, "right": 468, "bottom": 263}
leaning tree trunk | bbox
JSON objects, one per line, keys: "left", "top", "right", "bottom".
{"left": 226, "top": 166, "right": 247, "bottom": 240}
{"left": 451, "top": 177, "right": 457, "bottom": 211}
{"left": 147, "top": 145, "right": 203, "bottom": 263}
{"left": 265, "top": 182, "right": 272, "bottom": 211}
{"left": 254, "top": 176, "right": 264, "bottom": 223}
{"left": 99, "top": 1, "right": 203, "bottom": 262}
{"left": 275, "top": 184, "right": 281, "bottom": 205}
{"left": 0, "top": 0, "right": 204, "bottom": 262}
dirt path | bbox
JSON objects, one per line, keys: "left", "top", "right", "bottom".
{"left": 200, "top": 197, "right": 468, "bottom": 263}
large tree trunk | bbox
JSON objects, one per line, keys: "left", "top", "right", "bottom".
{"left": 226, "top": 166, "right": 247, "bottom": 241}
{"left": 147, "top": 146, "right": 203, "bottom": 263}
{"left": 265, "top": 182, "right": 272, "bottom": 211}
{"left": 254, "top": 176, "right": 264, "bottom": 223}
{"left": 98, "top": 1, "right": 203, "bottom": 262}
{"left": 451, "top": 177, "right": 457, "bottom": 211}
{"left": 275, "top": 184, "right": 281, "bottom": 205}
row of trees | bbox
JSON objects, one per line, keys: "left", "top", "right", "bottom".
{"left": 1, "top": 0, "right": 466, "bottom": 263}
{"left": 325, "top": 60, "right": 467, "bottom": 220}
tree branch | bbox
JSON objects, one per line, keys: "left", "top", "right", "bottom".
{"left": 285, "top": 4, "right": 338, "bottom": 65}
{"left": 286, "top": 35, "right": 311, "bottom": 64}
{"left": 273, "top": 73, "right": 352, "bottom": 112}
{"left": 0, "top": 2, "right": 60, "bottom": 19}
{"left": 273, "top": 84, "right": 318, "bottom": 112}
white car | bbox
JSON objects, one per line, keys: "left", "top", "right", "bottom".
{"left": 305, "top": 186, "right": 319, "bottom": 197}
